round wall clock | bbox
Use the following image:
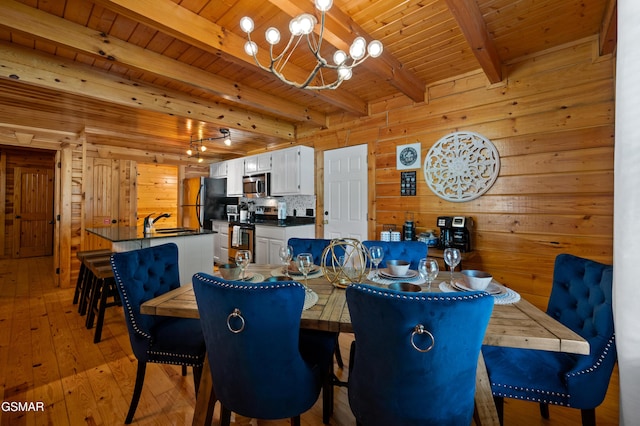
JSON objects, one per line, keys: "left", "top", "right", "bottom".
{"left": 423, "top": 131, "right": 500, "bottom": 202}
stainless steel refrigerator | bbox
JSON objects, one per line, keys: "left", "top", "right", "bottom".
{"left": 181, "top": 177, "right": 237, "bottom": 229}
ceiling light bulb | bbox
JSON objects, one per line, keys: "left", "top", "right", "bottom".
{"left": 244, "top": 41, "right": 258, "bottom": 56}
{"left": 368, "top": 40, "right": 383, "bottom": 58}
{"left": 297, "top": 14, "right": 316, "bottom": 35}
{"left": 315, "top": 0, "right": 333, "bottom": 12}
{"left": 265, "top": 27, "right": 281, "bottom": 45}
{"left": 338, "top": 65, "right": 352, "bottom": 80}
{"left": 240, "top": 17, "right": 254, "bottom": 33}
{"left": 186, "top": 148, "right": 193, "bottom": 156}
{"left": 350, "top": 37, "right": 366, "bottom": 60}
{"left": 224, "top": 137, "right": 231, "bottom": 146}
{"left": 198, "top": 157, "right": 203, "bottom": 163}
{"left": 200, "top": 144, "right": 207, "bottom": 152}
{"left": 333, "top": 50, "right": 347, "bottom": 65}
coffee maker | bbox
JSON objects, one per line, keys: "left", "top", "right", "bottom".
{"left": 436, "top": 216, "right": 473, "bottom": 252}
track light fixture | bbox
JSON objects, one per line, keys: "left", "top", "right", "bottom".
{"left": 187, "top": 128, "right": 232, "bottom": 159}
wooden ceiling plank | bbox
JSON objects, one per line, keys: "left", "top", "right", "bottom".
{"left": 599, "top": 0, "right": 617, "bottom": 56}
{"left": 0, "top": 0, "right": 325, "bottom": 126}
{"left": 92, "top": 0, "right": 369, "bottom": 115}
{"left": 0, "top": 42, "right": 295, "bottom": 141}
{"left": 267, "top": 0, "right": 426, "bottom": 103}
{"left": 443, "top": 0, "right": 503, "bottom": 84}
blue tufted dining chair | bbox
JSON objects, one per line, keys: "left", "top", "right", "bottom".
{"left": 192, "top": 272, "right": 335, "bottom": 426}
{"left": 346, "top": 283, "right": 494, "bottom": 426}
{"left": 287, "top": 237, "right": 333, "bottom": 265}
{"left": 482, "top": 254, "right": 615, "bottom": 426}
{"left": 362, "top": 240, "right": 428, "bottom": 270}
{"left": 110, "top": 243, "right": 206, "bottom": 424}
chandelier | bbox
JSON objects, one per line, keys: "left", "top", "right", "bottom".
{"left": 239, "top": 0, "right": 383, "bottom": 90}
{"left": 187, "top": 128, "right": 231, "bottom": 162}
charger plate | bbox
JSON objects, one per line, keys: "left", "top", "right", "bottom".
{"left": 439, "top": 281, "right": 520, "bottom": 305}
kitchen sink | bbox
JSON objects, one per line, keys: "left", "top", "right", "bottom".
{"left": 154, "top": 227, "right": 199, "bottom": 234}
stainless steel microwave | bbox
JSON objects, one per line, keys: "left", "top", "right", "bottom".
{"left": 242, "top": 173, "right": 270, "bottom": 198}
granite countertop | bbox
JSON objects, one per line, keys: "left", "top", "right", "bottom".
{"left": 87, "top": 226, "right": 216, "bottom": 242}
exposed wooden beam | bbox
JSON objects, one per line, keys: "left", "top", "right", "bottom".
{"left": 600, "top": 0, "right": 617, "bottom": 56}
{"left": 93, "top": 0, "right": 369, "bottom": 116}
{"left": 268, "top": 0, "right": 426, "bottom": 103}
{"left": 444, "top": 0, "right": 503, "bottom": 84}
{"left": 0, "top": 43, "right": 296, "bottom": 141}
{"left": 0, "top": 0, "right": 324, "bottom": 126}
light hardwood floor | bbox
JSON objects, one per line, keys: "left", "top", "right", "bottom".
{"left": 0, "top": 257, "right": 619, "bottom": 425}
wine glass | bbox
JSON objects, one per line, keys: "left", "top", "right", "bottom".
{"left": 235, "top": 250, "right": 252, "bottom": 281}
{"left": 368, "top": 246, "right": 384, "bottom": 281}
{"left": 418, "top": 257, "right": 439, "bottom": 291}
{"left": 296, "top": 253, "right": 313, "bottom": 290}
{"left": 279, "top": 245, "right": 293, "bottom": 277}
{"left": 443, "top": 248, "right": 461, "bottom": 285}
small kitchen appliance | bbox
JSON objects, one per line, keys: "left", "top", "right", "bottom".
{"left": 226, "top": 205, "right": 239, "bottom": 222}
{"left": 436, "top": 216, "right": 473, "bottom": 252}
{"left": 277, "top": 200, "right": 287, "bottom": 225}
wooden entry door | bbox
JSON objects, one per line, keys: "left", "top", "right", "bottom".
{"left": 13, "top": 167, "right": 54, "bottom": 257}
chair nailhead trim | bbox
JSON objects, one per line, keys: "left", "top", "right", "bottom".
{"left": 194, "top": 273, "right": 305, "bottom": 291}
{"left": 567, "top": 335, "right": 615, "bottom": 378}
{"left": 350, "top": 283, "right": 490, "bottom": 302}
{"left": 111, "top": 258, "right": 152, "bottom": 340}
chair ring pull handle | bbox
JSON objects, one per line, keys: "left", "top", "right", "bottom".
{"left": 411, "top": 324, "right": 435, "bottom": 353}
{"left": 226, "top": 308, "right": 245, "bottom": 334}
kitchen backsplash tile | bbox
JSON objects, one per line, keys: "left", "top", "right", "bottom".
{"left": 240, "top": 195, "right": 316, "bottom": 217}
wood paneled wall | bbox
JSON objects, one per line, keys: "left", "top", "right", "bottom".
{"left": 136, "top": 163, "right": 179, "bottom": 229}
{"left": 302, "top": 37, "right": 614, "bottom": 309}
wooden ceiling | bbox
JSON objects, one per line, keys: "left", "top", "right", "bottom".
{"left": 0, "top": 0, "right": 617, "bottom": 162}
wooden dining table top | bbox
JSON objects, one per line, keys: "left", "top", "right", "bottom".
{"left": 139, "top": 263, "right": 589, "bottom": 426}
{"left": 140, "top": 264, "right": 588, "bottom": 355}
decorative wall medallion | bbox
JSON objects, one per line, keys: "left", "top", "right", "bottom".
{"left": 423, "top": 131, "right": 500, "bottom": 202}
{"left": 396, "top": 142, "right": 421, "bottom": 170}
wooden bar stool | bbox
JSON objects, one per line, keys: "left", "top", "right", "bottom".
{"left": 85, "top": 262, "right": 120, "bottom": 343}
{"left": 73, "top": 249, "right": 112, "bottom": 306}
{"left": 77, "top": 252, "right": 113, "bottom": 316}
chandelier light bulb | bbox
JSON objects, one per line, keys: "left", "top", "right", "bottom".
{"left": 368, "top": 40, "right": 383, "bottom": 58}
{"left": 265, "top": 27, "right": 281, "bottom": 45}
{"left": 338, "top": 65, "right": 352, "bottom": 80}
{"left": 315, "top": 0, "right": 333, "bottom": 12}
{"left": 350, "top": 37, "right": 367, "bottom": 60}
{"left": 333, "top": 50, "right": 347, "bottom": 65}
{"left": 297, "top": 14, "right": 316, "bottom": 35}
{"left": 244, "top": 41, "right": 258, "bottom": 56}
{"left": 240, "top": 16, "right": 254, "bottom": 33}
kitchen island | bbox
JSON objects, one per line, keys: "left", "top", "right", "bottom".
{"left": 87, "top": 227, "right": 215, "bottom": 285}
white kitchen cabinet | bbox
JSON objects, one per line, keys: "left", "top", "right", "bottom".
{"left": 210, "top": 161, "right": 227, "bottom": 178}
{"left": 211, "top": 220, "right": 229, "bottom": 264}
{"left": 254, "top": 224, "right": 315, "bottom": 264}
{"left": 244, "top": 153, "right": 271, "bottom": 175}
{"left": 226, "top": 158, "right": 244, "bottom": 196}
{"left": 271, "top": 146, "right": 314, "bottom": 195}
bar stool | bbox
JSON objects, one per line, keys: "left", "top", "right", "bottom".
{"left": 75, "top": 250, "right": 112, "bottom": 315}
{"left": 85, "top": 261, "right": 120, "bottom": 343}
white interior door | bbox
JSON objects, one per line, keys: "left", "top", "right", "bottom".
{"left": 323, "top": 145, "right": 368, "bottom": 240}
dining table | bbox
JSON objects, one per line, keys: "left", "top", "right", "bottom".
{"left": 140, "top": 263, "right": 589, "bottom": 426}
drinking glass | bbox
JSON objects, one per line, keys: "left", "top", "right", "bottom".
{"left": 443, "top": 247, "right": 461, "bottom": 285}
{"left": 279, "top": 245, "right": 293, "bottom": 277}
{"left": 368, "top": 246, "right": 384, "bottom": 281}
{"left": 418, "top": 257, "right": 439, "bottom": 290}
{"left": 235, "top": 249, "right": 252, "bottom": 281}
{"left": 296, "top": 253, "right": 313, "bottom": 290}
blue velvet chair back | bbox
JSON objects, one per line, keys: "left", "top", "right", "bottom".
{"left": 346, "top": 283, "right": 494, "bottom": 426}
{"left": 287, "top": 238, "right": 332, "bottom": 265}
{"left": 482, "top": 253, "right": 615, "bottom": 417}
{"left": 111, "top": 243, "right": 182, "bottom": 361}
{"left": 192, "top": 273, "right": 322, "bottom": 420}
{"left": 362, "top": 240, "right": 428, "bottom": 269}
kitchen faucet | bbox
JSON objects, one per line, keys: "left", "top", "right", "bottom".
{"left": 143, "top": 213, "right": 171, "bottom": 233}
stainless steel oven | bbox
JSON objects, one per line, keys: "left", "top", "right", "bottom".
{"left": 228, "top": 223, "right": 255, "bottom": 263}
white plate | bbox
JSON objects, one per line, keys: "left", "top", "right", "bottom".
{"left": 379, "top": 268, "right": 418, "bottom": 279}
{"left": 453, "top": 279, "right": 506, "bottom": 295}
{"left": 287, "top": 265, "right": 320, "bottom": 276}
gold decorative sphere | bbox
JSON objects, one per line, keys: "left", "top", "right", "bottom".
{"left": 320, "top": 238, "right": 370, "bottom": 286}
